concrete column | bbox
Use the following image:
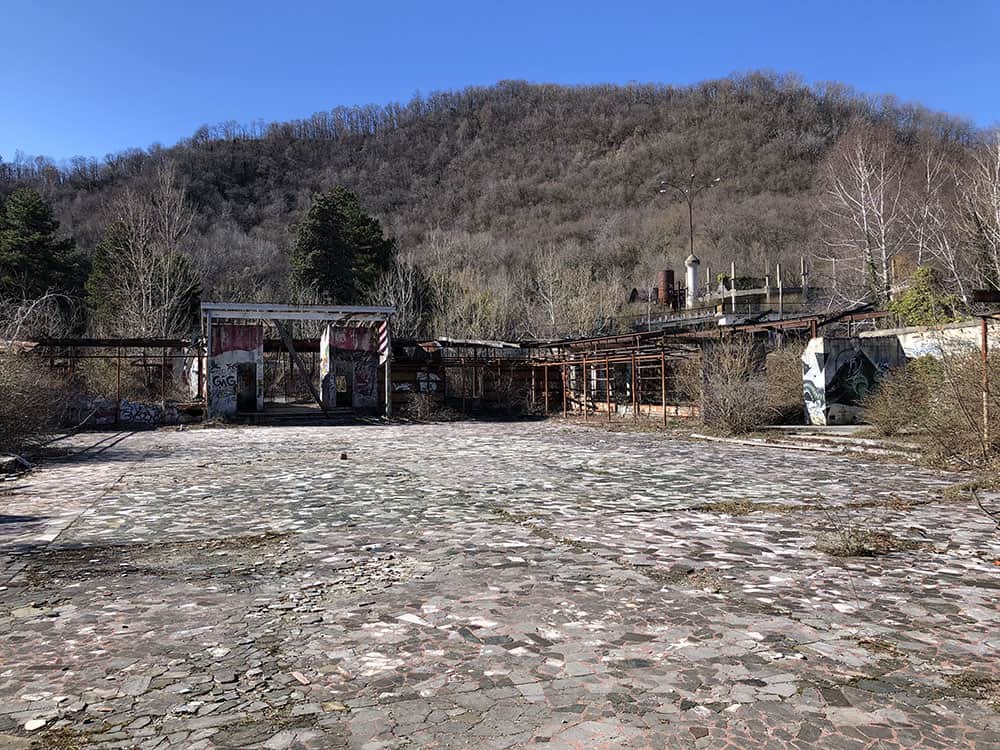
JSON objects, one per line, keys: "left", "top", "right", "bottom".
{"left": 685, "top": 254, "right": 701, "bottom": 309}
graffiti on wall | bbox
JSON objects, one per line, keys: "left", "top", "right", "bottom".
{"left": 118, "top": 399, "right": 164, "bottom": 424}
{"left": 209, "top": 357, "right": 239, "bottom": 416}
{"left": 802, "top": 337, "right": 904, "bottom": 425}
{"left": 392, "top": 369, "right": 443, "bottom": 393}
{"left": 208, "top": 324, "right": 264, "bottom": 417}
{"left": 320, "top": 324, "right": 380, "bottom": 410}
{"left": 73, "top": 396, "right": 178, "bottom": 425}
{"left": 353, "top": 358, "right": 377, "bottom": 407}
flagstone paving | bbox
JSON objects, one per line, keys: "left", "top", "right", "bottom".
{"left": 1, "top": 421, "right": 999, "bottom": 749}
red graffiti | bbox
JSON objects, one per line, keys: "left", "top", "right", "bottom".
{"left": 212, "top": 324, "right": 263, "bottom": 355}
{"left": 329, "top": 327, "right": 376, "bottom": 352}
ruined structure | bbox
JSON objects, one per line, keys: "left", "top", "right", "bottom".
{"left": 319, "top": 324, "right": 380, "bottom": 411}
{"left": 802, "top": 318, "right": 1000, "bottom": 426}
{"left": 201, "top": 303, "right": 394, "bottom": 419}
{"left": 801, "top": 336, "right": 906, "bottom": 425}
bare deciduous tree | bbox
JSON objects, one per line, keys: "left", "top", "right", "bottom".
{"left": 908, "top": 144, "right": 970, "bottom": 303}
{"left": 820, "top": 124, "right": 908, "bottom": 304}
{"left": 370, "top": 252, "right": 427, "bottom": 338}
{"left": 958, "top": 132, "right": 1000, "bottom": 291}
{"left": 89, "top": 162, "right": 200, "bottom": 337}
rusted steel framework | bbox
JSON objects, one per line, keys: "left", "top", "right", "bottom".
{"left": 4, "top": 306, "right": 895, "bottom": 425}
{"left": 529, "top": 341, "right": 702, "bottom": 425}
{"left": 526, "top": 307, "right": 893, "bottom": 424}
{"left": 8, "top": 337, "right": 202, "bottom": 426}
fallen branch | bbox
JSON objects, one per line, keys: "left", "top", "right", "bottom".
{"left": 972, "top": 489, "right": 1000, "bottom": 531}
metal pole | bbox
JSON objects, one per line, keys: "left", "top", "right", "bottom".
{"left": 582, "top": 357, "right": 588, "bottom": 420}
{"left": 384, "top": 318, "right": 392, "bottom": 419}
{"left": 606, "top": 357, "right": 612, "bottom": 421}
{"left": 161, "top": 348, "right": 167, "bottom": 413}
{"left": 115, "top": 346, "right": 122, "bottom": 425}
{"left": 631, "top": 352, "right": 638, "bottom": 421}
{"left": 687, "top": 196, "right": 695, "bottom": 259}
{"left": 544, "top": 364, "right": 549, "bottom": 414}
{"left": 777, "top": 263, "right": 783, "bottom": 320}
{"left": 660, "top": 351, "right": 667, "bottom": 427}
{"left": 204, "top": 312, "right": 213, "bottom": 420}
{"left": 983, "top": 317, "right": 990, "bottom": 450}
{"left": 730, "top": 260, "right": 736, "bottom": 314}
{"left": 197, "top": 315, "right": 205, "bottom": 404}
{"left": 561, "top": 364, "right": 567, "bottom": 418}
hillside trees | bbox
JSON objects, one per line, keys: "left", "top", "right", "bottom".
{"left": 0, "top": 76, "right": 992, "bottom": 339}
{"left": 86, "top": 163, "right": 201, "bottom": 337}
{"left": 0, "top": 188, "right": 86, "bottom": 300}
{"left": 958, "top": 132, "right": 1000, "bottom": 291}
{"left": 290, "top": 188, "right": 395, "bottom": 304}
{"left": 819, "top": 124, "right": 908, "bottom": 304}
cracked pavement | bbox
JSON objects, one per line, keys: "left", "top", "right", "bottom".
{"left": 1, "top": 422, "right": 999, "bottom": 748}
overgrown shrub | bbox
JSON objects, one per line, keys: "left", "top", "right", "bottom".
{"left": 861, "top": 357, "right": 936, "bottom": 437}
{"left": 401, "top": 391, "right": 457, "bottom": 422}
{"left": 0, "top": 356, "right": 70, "bottom": 455}
{"left": 863, "top": 350, "right": 1000, "bottom": 466}
{"left": 694, "top": 337, "right": 768, "bottom": 435}
{"left": 887, "top": 267, "right": 961, "bottom": 327}
{"left": 765, "top": 345, "right": 806, "bottom": 424}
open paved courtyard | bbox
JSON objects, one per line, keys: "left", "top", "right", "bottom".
{"left": 1, "top": 421, "right": 999, "bottom": 749}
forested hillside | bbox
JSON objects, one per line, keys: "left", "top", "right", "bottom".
{"left": 1, "top": 72, "right": 992, "bottom": 339}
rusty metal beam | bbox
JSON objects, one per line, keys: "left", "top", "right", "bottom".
{"left": 661, "top": 351, "right": 667, "bottom": 427}
{"left": 26, "top": 337, "right": 190, "bottom": 348}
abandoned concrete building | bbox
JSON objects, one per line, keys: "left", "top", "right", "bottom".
{"left": 199, "top": 303, "right": 395, "bottom": 419}
{"left": 4, "top": 271, "right": 997, "bottom": 429}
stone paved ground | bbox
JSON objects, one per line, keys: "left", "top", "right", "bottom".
{"left": 1, "top": 422, "right": 999, "bottom": 749}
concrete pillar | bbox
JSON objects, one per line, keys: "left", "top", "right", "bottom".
{"left": 685, "top": 254, "right": 701, "bottom": 309}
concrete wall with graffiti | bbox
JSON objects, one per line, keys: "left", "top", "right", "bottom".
{"left": 208, "top": 324, "right": 264, "bottom": 417}
{"left": 319, "top": 325, "right": 379, "bottom": 411}
{"left": 860, "top": 320, "right": 1000, "bottom": 359}
{"left": 801, "top": 337, "right": 905, "bottom": 425}
{"left": 74, "top": 396, "right": 182, "bottom": 426}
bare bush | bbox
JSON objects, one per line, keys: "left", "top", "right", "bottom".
{"left": 815, "top": 527, "right": 924, "bottom": 557}
{"left": 863, "top": 350, "right": 1000, "bottom": 466}
{"left": 691, "top": 336, "right": 768, "bottom": 435}
{"left": 401, "top": 392, "right": 457, "bottom": 422}
{"left": 0, "top": 356, "right": 70, "bottom": 455}
{"left": 0, "top": 294, "right": 81, "bottom": 341}
{"left": 765, "top": 344, "right": 806, "bottom": 424}
{"left": 861, "top": 358, "right": 932, "bottom": 437}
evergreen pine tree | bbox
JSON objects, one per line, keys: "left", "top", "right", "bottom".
{"left": 0, "top": 188, "right": 85, "bottom": 298}
{"left": 290, "top": 188, "right": 395, "bottom": 303}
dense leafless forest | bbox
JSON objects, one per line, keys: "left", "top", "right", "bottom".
{"left": 2, "top": 73, "right": 997, "bottom": 339}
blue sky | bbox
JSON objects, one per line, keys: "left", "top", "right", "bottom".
{"left": 3, "top": 0, "right": 998, "bottom": 161}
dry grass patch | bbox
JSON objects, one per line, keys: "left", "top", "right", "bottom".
{"left": 815, "top": 528, "right": 926, "bottom": 557}
{"left": 945, "top": 672, "right": 1000, "bottom": 710}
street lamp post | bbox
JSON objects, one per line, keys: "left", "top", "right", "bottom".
{"left": 658, "top": 173, "right": 721, "bottom": 259}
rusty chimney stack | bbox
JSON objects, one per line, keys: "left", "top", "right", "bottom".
{"left": 657, "top": 269, "right": 674, "bottom": 305}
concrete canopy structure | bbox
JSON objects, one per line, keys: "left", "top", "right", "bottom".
{"left": 201, "top": 303, "right": 395, "bottom": 419}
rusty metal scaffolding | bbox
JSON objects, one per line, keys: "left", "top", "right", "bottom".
{"left": 7, "top": 337, "right": 202, "bottom": 425}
